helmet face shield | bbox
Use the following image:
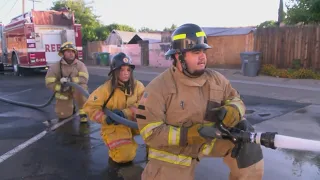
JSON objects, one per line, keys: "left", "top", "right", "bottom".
{"left": 172, "top": 36, "right": 211, "bottom": 53}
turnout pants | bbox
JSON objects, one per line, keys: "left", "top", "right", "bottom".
{"left": 101, "top": 124, "right": 139, "bottom": 163}
{"left": 55, "top": 85, "right": 88, "bottom": 119}
{"left": 142, "top": 139, "right": 264, "bottom": 180}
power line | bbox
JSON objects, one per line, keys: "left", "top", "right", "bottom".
{"left": 0, "top": 0, "right": 9, "bottom": 12}
{"left": 28, "top": 0, "right": 42, "bottom": 10}
{"left": 7, "top": 0, "right": 19, "bottom": 15}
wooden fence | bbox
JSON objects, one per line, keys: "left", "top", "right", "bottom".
{"left": 254, "top": 25, "right": 320, "bottom": 70}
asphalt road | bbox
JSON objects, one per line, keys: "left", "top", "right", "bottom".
{"left": 0, "top": 71, "right": 318, "bottom": 180}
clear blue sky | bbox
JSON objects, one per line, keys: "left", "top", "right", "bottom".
{"left": 0, "top": 0, "right": 288, "bottom": 30}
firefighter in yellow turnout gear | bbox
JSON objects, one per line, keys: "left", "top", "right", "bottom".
{"left": 45, "top": 42, "right": 89, "bottom": 122}
{"left": 136, "top": 24, "right": 264, "bottom": 180}
{"left": 83, "top": 52, "right": 145, "bottom": 163}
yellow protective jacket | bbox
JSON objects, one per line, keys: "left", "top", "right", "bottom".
{"left": 136, "top": 66, "right": 245, "bottom": 166}
{"left": 83, "top": 79, "right": 145, "bottom": 125}
{"left": 45, "top": 59, "right": 89, "bottom": 100}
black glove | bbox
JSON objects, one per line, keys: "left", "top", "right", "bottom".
{"left": 229, "top": 120, "right": 251, "bottom": 158}
{"left": 229, "top": 120, "right": 263, "bottom": 169}
{"left": 112, "top": 109, "right": 125, "bottom": 118}
{"left": 105, "top": 116, "right": 115, "bottom": 125}
{"left": 199, "top": 119, "right": 263, "bottom": 168}
{"left": 105, "top": 109, "right": 125, "bottom": 125}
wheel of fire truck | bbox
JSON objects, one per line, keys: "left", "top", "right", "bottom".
{"left": 0, "top": 63, "right": 4, "bottom": 72}
{"left": 0, "top": 55, "right": 4, "bottom": 72}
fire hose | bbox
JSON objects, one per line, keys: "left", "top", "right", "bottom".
{"left": 0, "top": 93, "right": 55, "bottom": 109}
{"left": 63, "top": 82, "right": 138, "bottom": 129}
{"left": 0, "top": 82, "right": 320, "bottom": 154}
{"left": 198, "top": 123, "right": 320, "bottom": 153}
{"left": 0, "top": 82, "right": 138, "bottom": 129}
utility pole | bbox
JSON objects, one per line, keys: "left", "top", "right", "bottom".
{"left": 22, "top": 0, "right": 25, "bottom": 14}
{"left": 28, "top": 0, "right": 42, "bottom": 10}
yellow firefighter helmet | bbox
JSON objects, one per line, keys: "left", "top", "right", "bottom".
{"left": 58, "top": 42, "right": 77, "bottom": 57}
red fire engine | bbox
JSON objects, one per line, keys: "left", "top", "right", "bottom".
{"left": 0, "top": 9, "right": 83, "bottom": 75}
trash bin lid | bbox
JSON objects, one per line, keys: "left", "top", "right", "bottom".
{"left": 240, "top": 51, "right": 261, "bottom": 55}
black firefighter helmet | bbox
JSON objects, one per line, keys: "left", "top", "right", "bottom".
{"left": 108, "top": 52, "right": 135, "bottom": 76}
{"left": 165, "top": 23, "right": 211, "bottom": 57}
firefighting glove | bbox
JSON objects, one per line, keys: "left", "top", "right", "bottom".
{"left": 60, "top": 77, "right": 71, "bottom": 92}
{"left": 213, "top": 105, "right": 241, "bottom": 128}
{"left": 60, "top": 77, "right": 70, "bottom": 84}
{"left": 180, "top": 124, "right": 210, "bottom": 146}
{"left": 106, "top": 116, "right": 116, "bottom": 125}
{"left": 105, "top": 109, "right": 125, "bottom": 125}
{"left": 112, "top": 109, "right": 126, "bottom": 118}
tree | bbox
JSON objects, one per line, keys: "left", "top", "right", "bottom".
{"left": 94, "top": 23, "right": 136, "bottom": 41}
{"left": 138, "top": 27, "right": 159, "bottom": 32}
{"left": 105, "top": 23, "right": 136, "bottom": 32}
{"left": 257, "top": 20, "right": 278, "bottom": 28}
{"left": 163, "top": 24, "right": 177, "bottom": 31}
{"left": 278, "top": 0, "right": 285, "bottom": 24}
{"left": 51, "top": 1, "right": 137, "bottom": 44}
{"left": 94, "top": 25, "right": 110, "bottom": 41}
{"left": 285, "top": 0, "right": 320, "bottom": 25}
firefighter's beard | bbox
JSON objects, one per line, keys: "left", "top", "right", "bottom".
{"left": 189, "top": 69, "right": 205, "bottom": 76}
{"left": 183, "top": 62, "right": 205, "bottom": 77}
{"left": 64, "top": 56, "right": 75, "bottom": 64}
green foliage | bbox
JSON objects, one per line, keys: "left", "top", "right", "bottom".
{"left": 260, "top": 64, "right": 320, "bottom": 79}
{"left": 51, "top": 0, "right": 136, "bottom": 45}
{"left": 94, "top": 25, "right": 109, "bottom": 41}
{"left": 292, "top": 59, "right": 302, "bottom": 69}
{"left": 106, "top": 23, "right": 136, "bottom": 32}
{"left": 278, "top": 0, "right": 285, "bottom": 23}
{"left": 139, "top": 24, "right": 178, "bottom": 32}
{"left": 94, "top": 24, "right": 136, "bottom": 41}
{"left": 138, "top": 27, "right": 159, "bottom": 32}
{"left": 163, "top": 24, "right": 177, "bottom": 31}
{"left": 285, "top": 0, "right": 320, "bottom": 25}
{"left": 257, "top": 20, "right": 278, "bottom": 28}
{"left": 291, "top": 68, "right": 320, "bottom": 79}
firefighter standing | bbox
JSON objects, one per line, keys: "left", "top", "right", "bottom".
{"left": 136, "top": 23, "right": 264, "bottom": 180}
{"left": 83, "top": 52, "right": 145, "bottom": 164}
{"left": 45, "top": 42, "right": 89, "bottom": 123}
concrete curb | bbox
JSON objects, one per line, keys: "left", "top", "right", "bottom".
{"left": 87, "top": 65, "right": 320, "bottom": 91}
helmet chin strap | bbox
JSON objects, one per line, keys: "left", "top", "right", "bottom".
{"left": 178, "top": 53, "right": 202, "bottom": 78}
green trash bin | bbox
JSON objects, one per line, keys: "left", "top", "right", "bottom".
{"left": 99, "top": 52, "right": 110, "bottom": 66}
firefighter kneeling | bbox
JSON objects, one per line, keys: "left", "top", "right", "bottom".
{"left": 45, "top": 42, "right": 89, "bottom": 122}
{"left": 136, "top": 23, "right": 264, "bottom": 180}
{"left": 83, "top": 52, "right": 145, "bottom": 164}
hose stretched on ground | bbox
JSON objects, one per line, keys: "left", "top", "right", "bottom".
{"left": 0, "top": 93, "right": 55, "bottom": 109}
{"left": 1, "top": 81, "right": 320, "bottom": 154}
{"left": 0, "top": 81, "right": 138, "bottom": 129}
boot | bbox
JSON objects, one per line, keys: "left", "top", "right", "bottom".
{"left": 79, "top": 108, "right": 88, "bottom": 123}
{"left": 79, "top": 114, "right": 88, "bottom": 123}
{"left": 108, "top": 158, "right": 133, "bottom": 168}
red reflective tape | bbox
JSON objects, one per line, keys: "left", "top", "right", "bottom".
{"left": 94, "top": 111, "right": 104, "bottom": 122}
{"left": 107, "top": 139, "right": 132, "bottom": 149}
{"left": 129, "top": 106, "right": 136, "bottom": 120}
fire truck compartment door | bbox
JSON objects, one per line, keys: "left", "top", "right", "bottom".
{"left": 61, "top": 30, "right": 75, "bottom": 44}
{"left": 42, "top": 32, "right": 62, "bottom": 65}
